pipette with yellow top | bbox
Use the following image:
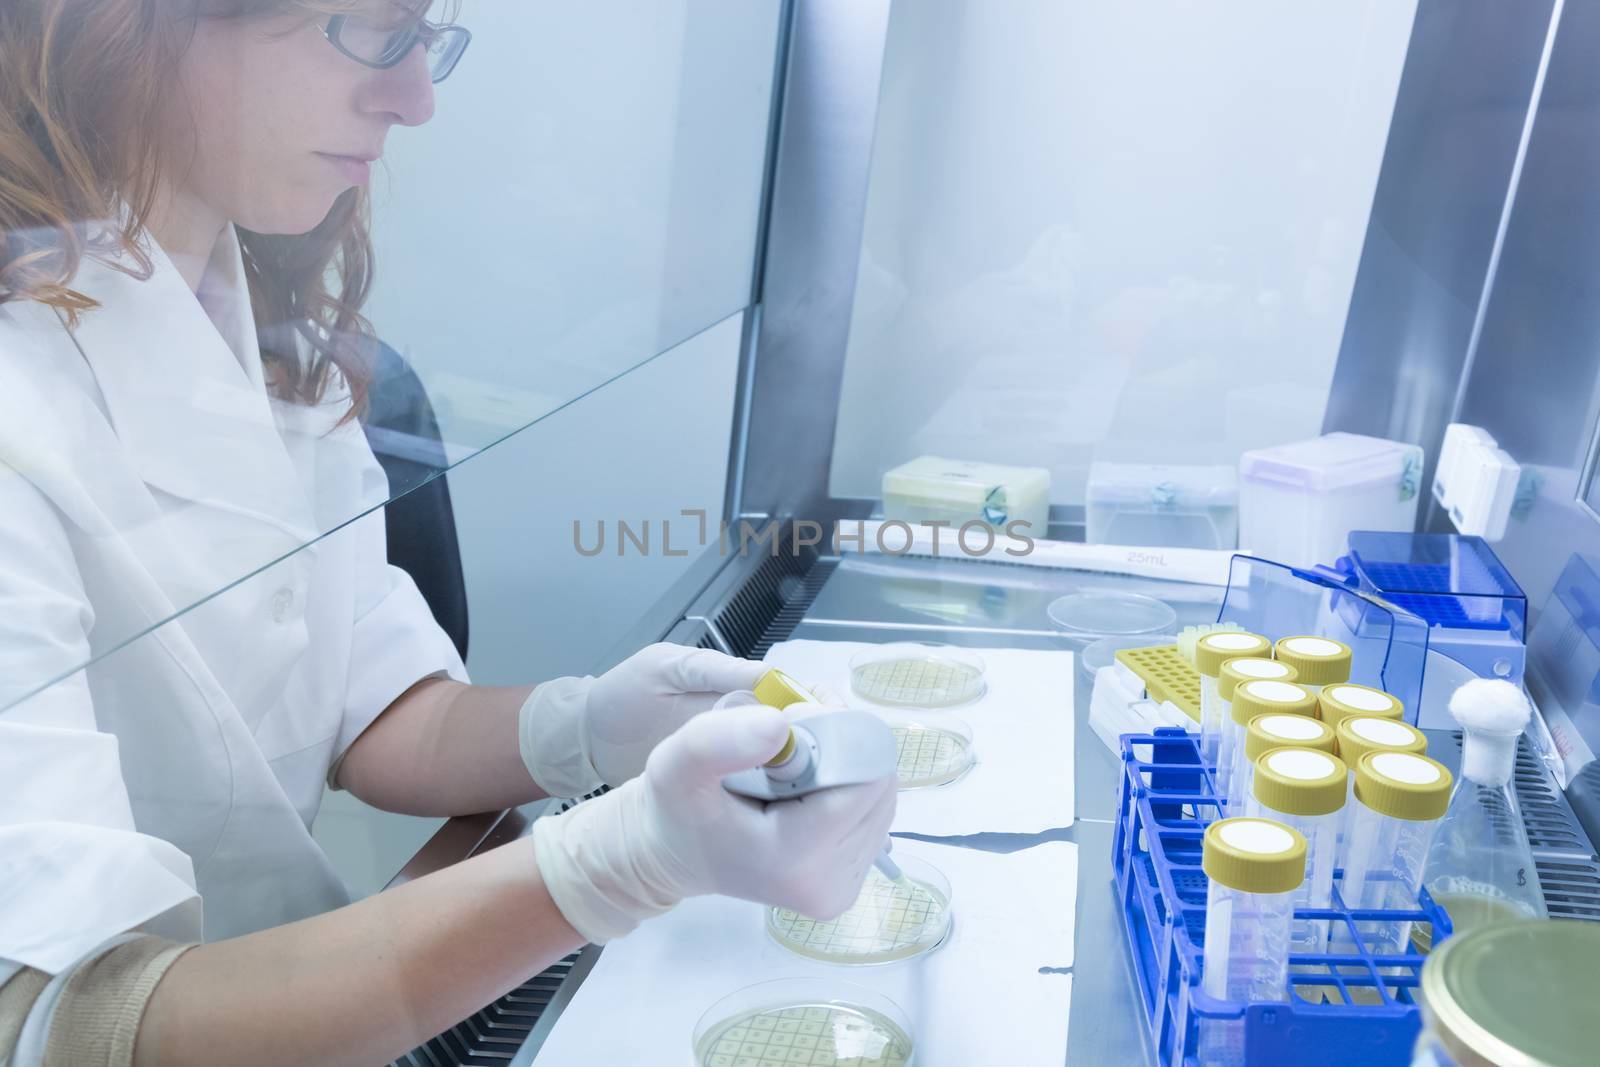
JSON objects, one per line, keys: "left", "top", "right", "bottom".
{"left": 723, "top": 668, "right": 906, "bottom": 884}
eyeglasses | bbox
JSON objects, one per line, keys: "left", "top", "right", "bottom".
{"left": 322, "top": 7, "right": 471, "bottom": 84}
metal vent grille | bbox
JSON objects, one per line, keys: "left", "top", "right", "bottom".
{"left": 387, "top": 794, "right": 607, "bottom": 1067}
{"left": 699, "top": 529, "right": 836, "bottom": 659}
{"left": 1446, "top": 731, "right": 1600, "bottom": 922}
{"left": 391, "top": 953, "right": 581, "bottom": 1066}
{"left": 703, "top": 538, "right": 814, "bottom": 657}
{"left": 748, "top": 557, "right": 836, "bottom": 659}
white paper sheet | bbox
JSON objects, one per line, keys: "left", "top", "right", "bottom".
{"left": 532, "top": 838, "right": 1077, "bottom": 1066}
{"left": 763, "top": 640, "right": 1076, "bottom": 834}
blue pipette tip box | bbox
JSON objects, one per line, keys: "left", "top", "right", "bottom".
{"left": 1344, "top": 531, "right": 1527, "bottom": 682}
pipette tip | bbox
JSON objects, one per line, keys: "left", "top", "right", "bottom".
{"left": 873, "top": 850, "right": 906, "bottom": 885}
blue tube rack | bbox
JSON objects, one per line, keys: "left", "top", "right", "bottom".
{"left": 1113, "top": 729, "right": 1453, "bottom": 1067}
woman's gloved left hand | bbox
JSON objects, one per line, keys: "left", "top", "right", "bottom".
{"left": 518, "top": 644, "right": 767, "bottom": 797}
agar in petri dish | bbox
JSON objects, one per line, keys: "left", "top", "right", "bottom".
{"left": 693, "top": 980, "right": 915, "bottom": 1067}
{"left": 849, "top": 644, "right": 986, "bottom": 707}
{"left": 767, "top": 857, "right": 952, "bottom": 966}
{"left": 694, "top": 991, "right": 914, "bottom": 1067}
{"left": 889, "top": 717, "right": 974, "bottom": 789}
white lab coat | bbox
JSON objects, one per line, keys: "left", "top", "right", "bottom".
{"left": 0, "top": 226, "right": 467, "bottom": 1022}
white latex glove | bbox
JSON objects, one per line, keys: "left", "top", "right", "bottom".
{"left": 532, "top": 705, "right": 898, "bottom": 943}
{"left": 518, "top": 643, "right": 767, "bottom": 797}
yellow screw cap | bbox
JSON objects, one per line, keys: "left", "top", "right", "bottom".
{"left": 1245, "top": 713, "right": 1336, "bottom": 761}
{"left": 1202, "top": 818, "right": 1308, "bottom": 894}
{"left": 1273, "top": 636, "right": 1353, "bottom": 686}
{"left": 1194, "top": 631, "right": 1273, "bottom": 678}
{"left": 754, "top": 668, "right": 813, "bottom": 710}
{"left": 1218, "top": 657, "right": 1298, "bottom": 701}
{"left": 1230, "top": 678, "right": 1317, "bottom": 725}
{"left": 1252, "top": 747, "right": 1348, "bottom": 817}
{"left": 765, "top": 729, "right": 798, "bottom": 768}
{"left": 1353, "top": 751, "right": 1452, "bottom": 821}
{"left": 752, "top": 669, "right": 812, "bottom": 768}
{"left": 1318, "top": 683, "right": 1403, "bottom": 729}
{"left": 1335, "top": 715, "right": 1426, "bottom": 765}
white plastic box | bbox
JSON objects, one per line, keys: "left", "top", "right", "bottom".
{"left": 1085, "top": 462, "right": 1238, "bottom": 550}
{"left": 880, "top": 456, "right": 1050, "bottom": 536}
{"left": 1238, "top": 433, "right": 1423, "bottom": 568}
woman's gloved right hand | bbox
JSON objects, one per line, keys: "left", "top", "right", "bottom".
{"left": 532, "top": 706, "right": 897, "bottom": 944}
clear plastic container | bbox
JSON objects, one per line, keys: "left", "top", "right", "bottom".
{"left": 1316, "top": 683, "right": 1404, "bottom": 732}
{"left": 1194, "top": 632, "right": 1273, "bottom": 766}
{"left": 767, "top": 855, "right": 952, "bottom": 965}
{"left": 1218, "top": 680, "right": 1316, "bottom": 816}
{"left": 1045, "top": 590, "right": 1178, "bottom": 650}
{"left": 1213, "top": 658, "right": 1300, "bottom": 773}
{"left": 1200, "top": 818, "right": 1308, "bottom": 1067}
{"left": 1238, "top": 432, "right": 1424, "bottom": 569}
{"left": 1085, "top": 461, "right": 1240, "bottom": 550}
{"left": 1347, "top": 531, "right": 1528, "bottom": 686}
{"left": 881, "top": 454, "right": 1050, "bottom": 535}
{"left": 1272, "top": 635, "right": 1353, "bottom": 697}
{"left": 693, "top": 978, "right": 915, "bottom": 1066}
{"left": 1081, "top": 634, "right": 1164, "bottom": 689}
{"left": 848, "top": 644, "right": 986, "bottom": 708}
{"left": 1332, "top": 752, "right": 1452, "bottom": 975}
{"left": 1247, "top": 747, "right": 1347, "bottom": 959}
{"left": 1239, "top": 714, "right": 1336, "bottom": 823}
{"left": 1333, "top": 715, "right": 1428, "bottom": 852}
{"left": 1215, "top": 553, "right": 1432, "bottom": 723}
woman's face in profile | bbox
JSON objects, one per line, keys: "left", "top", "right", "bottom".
{"left": 165, "top": 2, "right": 438, "bottom": 236}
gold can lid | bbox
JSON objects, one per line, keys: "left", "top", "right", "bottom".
{"left": 1273, "top": 635, "right": 1354, "bottom": 686}
{"left": 1354, "top": 751, "right": 1452, "bottom": 821}
{"left": 1230, "top": 678, "right": 1317, "bottom": 725}
{"left": 754, "top": 668, "right": 813, "bottom": 709}
{"left": 1252, "top": 747, "right": 1347, "bottom": 817}
{"left": 1195, "top": 631, "right": 1273, "bottom": 678}
{"left": 1422, "top": 920, "right": 1600, "bottom": 1067}
{"left": 1318, "top": 683, "right": 1404, "bottom": 729}
{"left": 1246, "top": 713, "right": 1336, "bottom": 761}
{"left": 1202, "top": 817, "right": 1308, "bottom": 894}
{"left": 1336, "top": 715, "right": 1427, "bottom": 765}
{"left": 1218, "top": 657, "right": 1298, "bottom": 701}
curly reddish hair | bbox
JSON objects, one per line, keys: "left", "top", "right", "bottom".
{"left": 0, "top": 1, "right": 438, "bottom": 417}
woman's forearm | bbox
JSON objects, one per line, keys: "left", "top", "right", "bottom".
{"left": 338, "top": 677, "right": 546, "bottom": 815}
{"left": 135, "top": 836, "right": 584, "bottom": 1067}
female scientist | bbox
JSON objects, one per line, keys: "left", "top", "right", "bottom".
{"left": 0, "top": 3, "right": 896, "bottom": 1064}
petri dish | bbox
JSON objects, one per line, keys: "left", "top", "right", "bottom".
{"left": 767, "top": 856, "right": 953, "bottom": 966}
{"left": 693, "top": 978, "right": 916, "bottom": 1067}
{"left": 1046, "top": 591, "right": 1178, "bottom": 647}
{"left": 1080, "top": 634, "right": 1163, "bottom": 686}
{"left": 849, "top": 644, "right": 987, "bottom": 707}
{"left": 886, "top": 715, "right": 975, "bottom": 789}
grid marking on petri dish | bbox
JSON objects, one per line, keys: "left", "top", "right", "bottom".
{"left": 770, "top": 875, "right": 947, "bottom": 962}
{"left": 698, "top": 1004, "right": 913, "bottom": 1067}
{"left": 891, "top": 725, "right": 971, "bottom": 788}
{"left": 851, "top": 657, "right": 982, "bottom": 706}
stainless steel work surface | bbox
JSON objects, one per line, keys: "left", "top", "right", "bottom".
{"left": 801, "top": 552, "right": 1224, "bottom": 644}
{"left": 789, "top": 552, "right": 1221, "bottom": 1065}
{"left": 515, "top": 552, "right": 1218, "bottom": 1065}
